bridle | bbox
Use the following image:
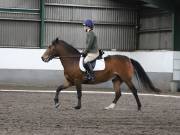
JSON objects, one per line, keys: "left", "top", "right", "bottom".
{"left": 51, "top": 55, "right": 82, "bottom": 60}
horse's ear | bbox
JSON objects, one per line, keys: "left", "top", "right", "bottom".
{"left": 55, "top": 38, "right": 59, "bottom": 42}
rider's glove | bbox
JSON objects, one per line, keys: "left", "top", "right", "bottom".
{"left": 82, "top": 53, "right": 87, "bottom": 57}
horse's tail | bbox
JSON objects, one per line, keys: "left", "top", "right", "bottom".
{"left": 130, "top": 59, "right": 160, "bottom": 93}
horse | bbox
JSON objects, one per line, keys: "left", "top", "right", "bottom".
{"left": 41, "top": 38, "right": 160, "bottom": 111}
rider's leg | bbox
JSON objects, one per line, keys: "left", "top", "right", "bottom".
{"left": 84, "top": 62, "right": 95, "bottom": 80}
{"left": 83, "top": 52, "right": 99, "bottom": 81}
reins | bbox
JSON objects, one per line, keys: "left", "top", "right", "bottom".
{"left": 52, "top": 55, "right": 81, "bottom": 59}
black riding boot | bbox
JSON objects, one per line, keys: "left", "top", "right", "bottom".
{"left": 84, "top": 62, "right": 95, "bottom": 81}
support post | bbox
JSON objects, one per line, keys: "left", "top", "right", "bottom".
{"left": 172, "top": 7, "right": 180, "bottom": 92}
{"left": 40, "top": 0, "right": 45, "bottom": 48}
{"left": 173, "top": 8, "right": 180, "bottom": 51}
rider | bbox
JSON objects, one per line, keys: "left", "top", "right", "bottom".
{"left": 82, "top": 19, "right": 99, "bottom": 81}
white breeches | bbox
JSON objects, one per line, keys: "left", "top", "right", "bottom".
{"left": 84, "top": 51, "right": 99, "bottom": 64}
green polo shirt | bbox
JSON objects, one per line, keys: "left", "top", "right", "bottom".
{"left": 84, "top": 30, "right": 98, "bottom": 54}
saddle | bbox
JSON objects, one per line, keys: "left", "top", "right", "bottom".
{"left": 79, "top": 50, "right": 105, "bottom": 72}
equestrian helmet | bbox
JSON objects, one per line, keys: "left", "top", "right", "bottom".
{"left": 83, "top": 19, "right": 94, "bottom": 28}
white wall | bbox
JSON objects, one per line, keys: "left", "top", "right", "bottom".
{"left": 0, "top": 48, "right": 173, "bottom": 73}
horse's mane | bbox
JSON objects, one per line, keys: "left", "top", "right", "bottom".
{"left": 52, "top": 38, "right": 80, "bottom": 55}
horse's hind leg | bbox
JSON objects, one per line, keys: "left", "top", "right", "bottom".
{"left": 54, "top": 79, "right": 72, "bottom": 108}
{"left": 105, "top": 77, "right": 122, "bottom": 110}
{"left": 125, "top": 80, "right": 141, "bottom": 111}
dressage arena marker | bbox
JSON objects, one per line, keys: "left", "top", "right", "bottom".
{"left": 0, "top": 89, "right": 180, "bottom": 99}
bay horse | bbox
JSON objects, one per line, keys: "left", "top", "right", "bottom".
{"left": 41, "top": 38, "right": 160, "bottom": 111}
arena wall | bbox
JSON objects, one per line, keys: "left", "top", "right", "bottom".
{"left": 0, "top": 48, "right": 174, "bottom": 92}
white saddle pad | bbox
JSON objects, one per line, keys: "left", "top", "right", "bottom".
{"left": 79, "top": 57, "right": 105, "bottom": 72}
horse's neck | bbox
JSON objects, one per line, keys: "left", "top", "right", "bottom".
{"left": 59, "top": 55, "right": 80, "bottom": 70}
{"left": 57, "top": 46, "right": 80, "bottom": 68}
{"left": 58, "top": 47, "right": 80, "bottom": 57}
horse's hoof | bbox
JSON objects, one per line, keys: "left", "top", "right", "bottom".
{"left": 74, "top": 106, "right": 81, "bottom": 110}
{"left": 104, "top": 103, "right": 116, "bottom": 110}
{"left": 138, "top": 106, "right": 141, "bottom": 111}
{"left": 155, "top": 89, "right": 161, "bottom": 94}
{"left": 55, "top": 103, "right": 60, "bottom": 108}
{"left": 54, "top": 98, "right": 59, "bottom": 103}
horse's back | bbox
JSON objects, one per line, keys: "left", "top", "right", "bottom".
{"left": 104, "top": 55, "right": 131, "bottom": 64}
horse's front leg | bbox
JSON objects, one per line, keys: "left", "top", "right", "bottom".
{"left": 74, "top": 83, "right": 82, "bottom": 109}
{"left": 54, "top": 79, "right": 72, "bottom": 108}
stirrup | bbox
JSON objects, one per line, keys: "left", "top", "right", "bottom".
{"left": 84, "top": 72, "right": 95, "bottom": 81}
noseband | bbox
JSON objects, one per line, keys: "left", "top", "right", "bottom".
{"left": 51, "top": 55, "right": 81, "bottom": 60}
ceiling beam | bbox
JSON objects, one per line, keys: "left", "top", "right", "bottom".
{"left": 141, "top": 0, "right": 174, "bottom": 11}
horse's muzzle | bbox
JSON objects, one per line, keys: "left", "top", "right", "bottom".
{"left": 41, "top": 56, "right": 49, "bottom": 62}
{"left": 41, "top": 57, "right": 44, "bottom": 61}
